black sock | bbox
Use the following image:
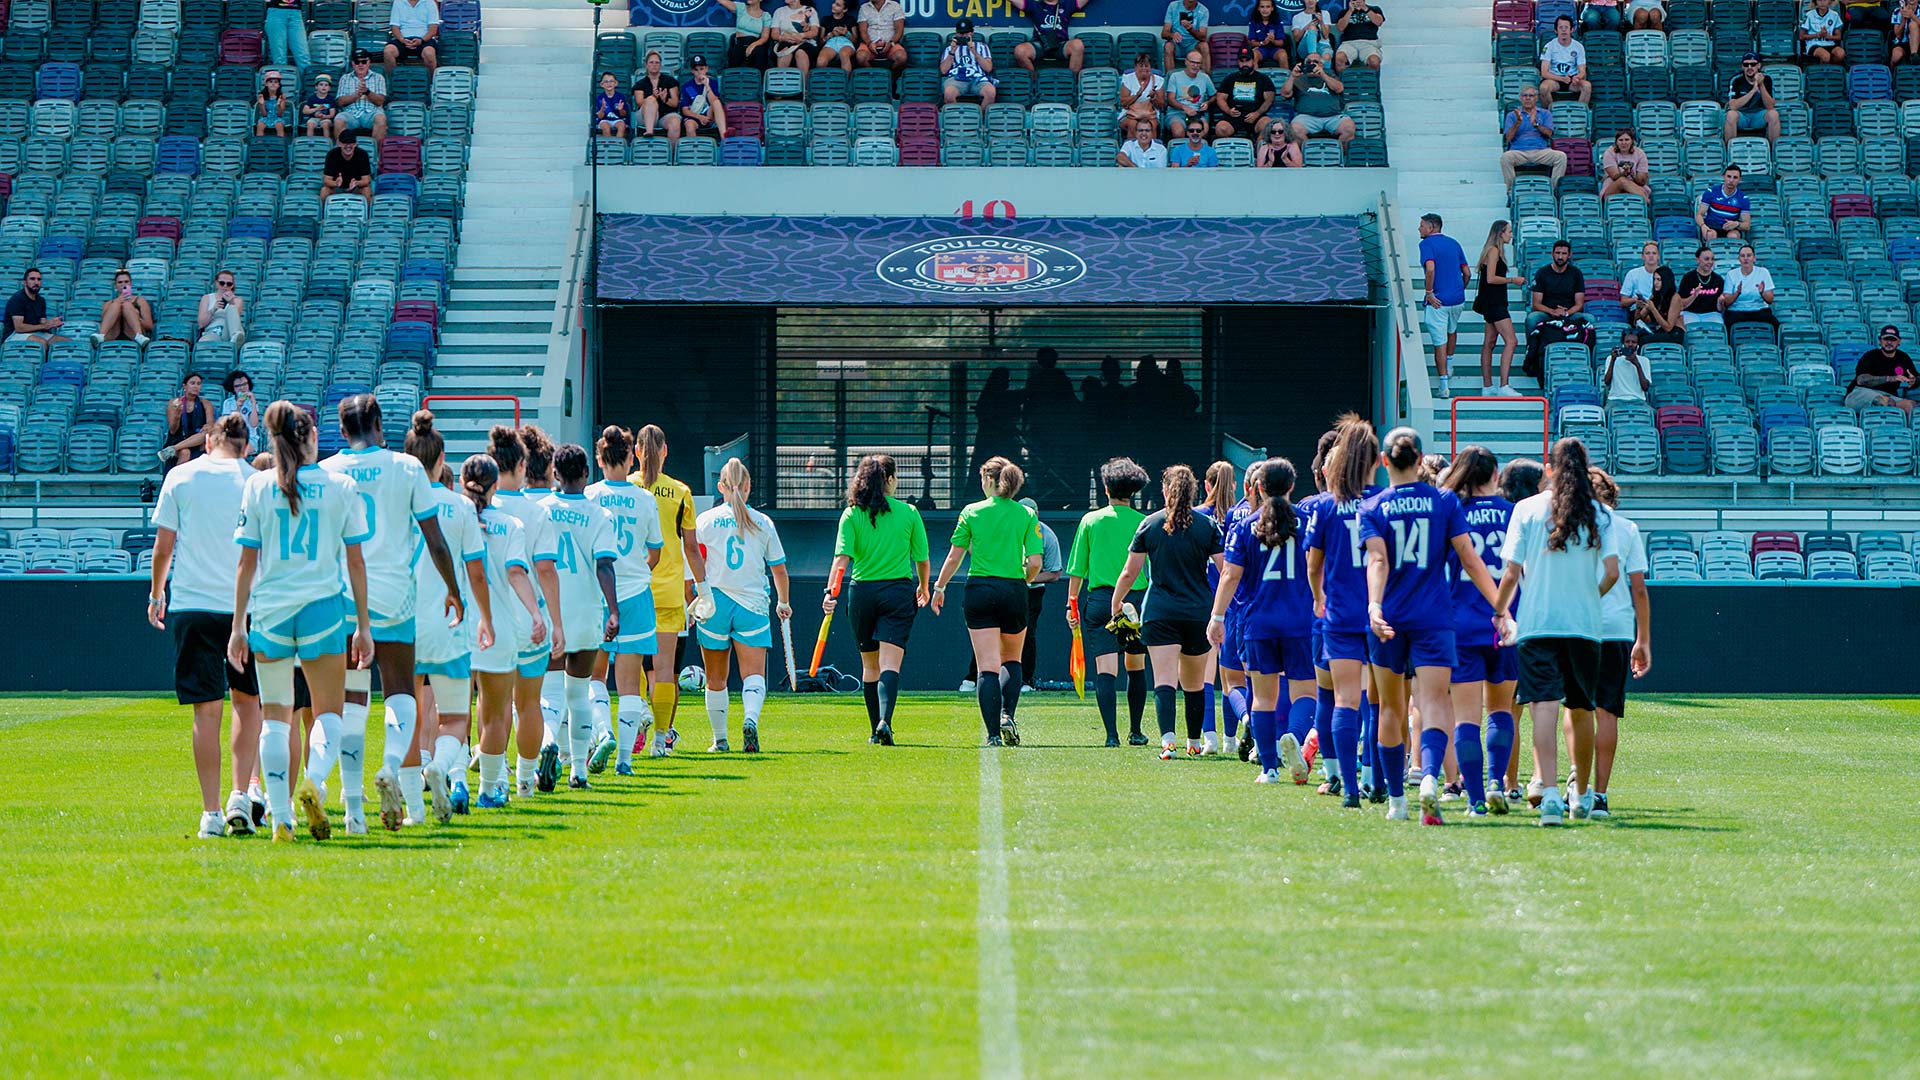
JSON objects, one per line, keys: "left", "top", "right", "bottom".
{"left": 1154, "top": 685, "right": 1177, "bottom": 737}
{"left": 977, "top": 671, "right": 1002, "bottom": 737}
{"left": 1127, "top": 670, "right": 1147, "bottom": 735}
{"left": 877, "top": 670, "right": 900, "bottom": 727}
{"left": 1000, "top": 661, "right": 1023, "bottom": 719}
{"left": 1184, "top": 688, "right": 1206, "bottom": 741}
{"left": 1094, "top": 672, "right": 1118, "bottom": 740}
{"left": 862, "top": 680, "right": 880, "bottom": 732}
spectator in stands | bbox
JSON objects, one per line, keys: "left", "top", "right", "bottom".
{"left": 220, "top": 371, "right": 264, "bottom": 452}
{"left": 1620, "top": 239, "right": 1682, "bottom": 341}
{"left": 1696, "top": 164, "right": 1751, "bottom": 240}
{"left": 1335, "top": 0, "right": 1384, "bottom": 72}
{"left": 1501, "top": 86, "right": 1566, "bottom": 188}
{"left": 385, "top": 0, "right": 440, "bottom": 76}
{"left": 636, "top": 51, "right": 683, "bottom": 143}
{"left": 254, "top": 71, "right": 292, "bottom": 138}
{"left": 1420, "top": 213, "right": 1471, "bottom": 398}
{"left": 1846, "top": 326, "right": 1919, "bottom": 414}
{"left": 1599, "top": 128, "right": 1650, "bottom": 201}
{"left": 1670, "top": 246, "right": 1725, "bottom": 331}
{"left": 854, "top": 0, "right": 908, "bottom": 72}
{"left": 1247, "top": 0, "right": 1291, "bottom": 68}
{"left": 1580, "top": 0, "right": 1624, "bottom": 32}
{"left": 1802, "top": 0, "right": 1847, "bottom": 62}
{"left": 680, "top": 56, "right": 728, "bottom": 138}
{"left": 1601, "top": 328, "right": 1651, "bottom": 404}
{"left": 1119, "top": 53, "right": 1167, "bottom": 132}
{"left": 198, "top": 271, "right": 247, "bottom": 346}
{"left": 1221, "top": 47, "right": 1280, "bottom": 140}
{"left": 265, "top": 0, "right": 312, "bottom": 70}
{"left": 1529, "top": 239, "right": 1586, "bottom": 332}
{"left": 320, "top": 131, "right": 373, "bottom": 204}
{"left": 1011, "top": 0, "right": 1089, "bottom": 74}
{"left": 1626, "top": 0, "right": 1665, "bottom": 29}
{"left": 1116, "top": 116, "right": 1169, "bottom": 167}
{"left": 1723, "top": 53, "right": 1779, "bottom": 142}
{"left": 1283, "top": 55, "right": 1352, "bottom": 145}
{"left": 1538, "top": 16, "right": 1589, "bottom": 105}
{"left": 941, "top": 19, "right": 998, "bottom": 104}
{"left": 1720, "top": 245, "right": 1778, "bottom": 330}
{"left": 819, "top": 0, "right": 860, "bottom": 73}
{"left": 302, "top": 73, "right": 337, "bottom": 137}
{"left": 1893, "top": 0, "right": 1920, "bottom": 65}
{"left": 2, "top": 268, "right": 66, "bottom": 345}
{"left": 718, "top": 0, "right": 776, "bottom": 70}
{"left": 336, "top": 50, "right": 389, "bottom": 140}
{"left": 1166, "top": 49, "right": 1215, "bottom": 138}
{"left": 162, "top": 373, "right": 212, "bottom": 466}
{"left": 1845, "top": 0, "right": 1893, "bottom": 32}
{"left": 1170, "top": 124, "right": 1219, "bottom": 166}
{"left": 1289, "top": 0, "right": 1335, "bottom": 66}
{"left": 1162, "top": 0, "right": 1211, "bottom": 74}
{"left": 1255, "top": 122, "right": 1303, "bottom": 166}
{"left": 594, "top": 72, "right": 631, "bottom": 138}
{"left": 772, "top": 0, "right": 823, "bottom": 74}
{"left": 1474, "top": 221, "right": 1520, "bottom": 394}
{"left": 95, "top": 268, "right": 152, "bottom": 347}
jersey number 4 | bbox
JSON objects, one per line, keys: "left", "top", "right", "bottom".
{"left": 1389, "top": 518, "right": 1431, "bottom": 569}
{"left": 276, "top": 508, "right": 320, "bottom": 561}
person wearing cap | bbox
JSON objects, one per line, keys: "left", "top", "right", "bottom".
{"left": 321, "top": 130, "right": 373, "bottom": 204}
{"left": 254, "top": 70, "right": 292, "bottom": 138}
{"left": 1848, "top": 328, "right": 1918, "bottom": 414}
{"left": 678, "top": 56, "right": 728, "bottom": 139}
{"left": 1215, "top": 46, "right": 1276, "bottom": 140}
{"left": 335, "top": 50, "right": 389, "bottom": 140}
{"left": 1722, "top": 53, "right": 1779, "bottom": 142}
{"left": 265, "top": 0, "right": 312, "bottom": 70}
{"left": 1695, "top": 164, "right": 1750, "bottom": 241}
{"left": 1169, "top": 122, "right": 1219, "bottom": 167}
{"left": 854, "top": 0, "right": 908, "bottom": 72}
{"left": 1282, "top": 51, "right": 1353, "bottom": 146}
{"left": 1537, "top": 14, "right": 1588, "bottom": 105}
{"left": 1115, "top": 115, "right": 1168, "bottom": 167}
{"left": 941, "top": 19, "right": 998, "bottom": 104}
{"left": 384, "top": 0, "right": 440, "bottom": 76}
{"left": 301, "top": 72, "right": 337, "bottom": 137}
{"left": 1161, "top": 0, "right": 1211, "bottom": 75}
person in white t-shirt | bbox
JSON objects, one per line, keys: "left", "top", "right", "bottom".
{"left": 1118, "top": 52, "right": 1166, "bottom": 129}
{"left": 1601, "top": 328, "right": 1651, "bottom": 404}
{"left": 1584, "top": 468, "right": 1649, "bottom": 821}
{"left": 584, "top": 425, "right": 664, "bottom": 776}
{"left": 1719, "top": 243, "right": 1778, "bottom": 330}
{"left": 1492, "top": 436, "right": 1619, "bottom": 827}
{"left": 533, "top": 443, "right": 621, "bottom": 791}
{"left": 1800, "top": 0, "right": 1846, "bottom": 64}
{"left": 1116, "top": 116, "right": 1169, "bottom": 167}
{"left": 149, "top": 412, "right": 263, "bottom": 839}
{"left": 692, "top": 459, "right": 792, "bottom": 753}
{"left": 1537, "top": 15, "right": 1589, "bottom": 104}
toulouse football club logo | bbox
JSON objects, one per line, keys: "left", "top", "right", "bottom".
{"left": 876, "top": 236, "right": 1088, "bottom": 296}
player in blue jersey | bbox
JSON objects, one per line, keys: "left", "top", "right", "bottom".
{"left": 1439, "top": 445, "right": 1519, "bottom": 816}
{"left": 1306, "top": 416, "right": 1383, "bottom": 809}
{"left": 533, "top": 444, "right": 621, "bottom": 790}
{"left": 1297, "top": 430, "right": 1340, "bottom": 793}
{"left": 1197, "top": 460, "right": 1247, "bottom": 755}
{"left": 1208, "top": 458, "right": 1318, "bottom": 784}
{"left": 1360, "top": 428, "right": 1505, "bottom": 824}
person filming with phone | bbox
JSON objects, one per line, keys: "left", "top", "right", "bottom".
{"left": 198, "top": 270, "right": 246, "bottom": 346}
{"left": 96, "top": 267, "right": 153, "bottom": 346}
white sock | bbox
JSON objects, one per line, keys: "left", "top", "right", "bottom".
{"left": 381, "top": 693, "right": 418, "bottom": 774}
{"left": 399, "top": 765, "right": 426, "bottom": 822}
{"left": 306, "top": 710, "right": 343, "bottom": 788}
{"left": 741, "top": 674, "right": 766, "bottom": 726}
{"left": 617, "top": 693, "right": 650, "bottom": 767}
{"left": 478, "top": 750, "right": 507, "bottom": 792}
{"left": 590, "top": 679, "right": 612, "bottom": 742}
{"left": 260, "top": 719, "right": 294, "bottom": 828}
{"left": 540, "top": 670, "right": 565, "bottom": 746}
{"left": 705, "top": 687, "right": 729, "bottom": 740}
{"left": 450, "top": 740, "right": 470, "bottom": 778}
{"left": 337, "top": 703, "right": 367, "bottom": 816}
{"left": 516, "top": 755, "right": 538, "bottom": 788}
{"left": 565, "top": 674, "right": 594, "bottom": 780}
{"left": 432, "top": 734, "right": 461, "bottom": 775}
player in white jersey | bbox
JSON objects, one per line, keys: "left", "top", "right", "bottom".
{"left": 148, "top": 413, "right": 263, "bottom": 838}
{"left": 317, "top": 395, "right": 464, "bottom": 833}
{"left": 533, "top": 443, "right": 620, "bottom": 789}
{"left": 692, "top": 458, "right": 791, "bottom": 753}
{"left": 459, "top": 453, "right": 548, "bottom": 808}
{"left": 585, "top": 426, "right": 663, "bottom": 775}
{"left": 487, "top": 425, "right": 564, "bottom": 798}
{"left": 228, "top": 401, "right": 373, "bottom": 842}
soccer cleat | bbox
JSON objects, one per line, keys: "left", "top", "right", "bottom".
{"left": 1340, "top": 791, "right": 1361, "bottom": 809}
{"left": 197, "top": 811, "right": 225, "bottom": 839}
{"left": 1466, "top": 801, "right": 1489, "bottom": 819}
{"left": 874, "top": 720, "right": 893, "bottom": 747}
{"left": 1442, "top": 780, "right": 1464, "bottom": 801}
{"left": 1317, "top": 774, "right": 1343, "bottom": 797}
{"left": 476, "top": 787, "right": 509, "bottom": 810}
{"left": 986, "top": 734, "right": 1004, "bottom": 747}
{"left": 1202, "top": 730, "right": 1221, "bottom": 756}
{"left": 868, "top": 731, "right": 880, "bottom": 744}
{"left": 1538, "top": 791, "right": 1566, "bottom": 827}
{"left": 1573, "top": 789, "right": 1594, "bottom": 821}
{"left": 958, "top": 679, "right": 976, "bottom": 692}
{"left": 663, "top": 726, "right": 679, "bottom": 752}
{"left": 1507, "top": 785, "right": 1524, "bottom": 805}
{"left": 614, "top": 762, "right": 634, "bottom": 776}
{"left": 1104, "top": 735, "right": 1120, "bottom": 747}
{"left": 1367, "top": 784, "right": 1388, "bottom": 805}
{"left": 344, "top": 811, "right": 368, "bottom": 835}
{"left": 373, "top": 765, "right": 405, "bottom": 831}
{"left": 1526, "top": 777, "right": 1544, "bottom": 808}
{"left": 709, "top": 737, "right": 731, "bottom": 753}
{"left": 1486, "top": 786, "right": 1510, "bottom": 815}
{"left": 516, "top": 778, "right": 534, "bottom": 798}
{"left": 1278, "top": 733, "right": 1309, "bottom": 784}
{"left": 648, "top": 734, "right": 669, "bottom": 758}
{"left": 1185, "top": 741, "right": 1204, "bottom": 758}
{"left": 295, "top": 776, "right": 331, "bottom": 840}
{"left": 743, "top": 722, "right": 761, "bottom": 753}
{"left": 450, "top": 779, "right": 470, "bottom": 815}
{"left": 636, "top": 715, "right": 653, "bottom": 755}
{"left": 588, "top": 733, "right": 616, "bottom": 774}
{"left": 1001, "top": 715, "right": 1020, "bottom": 746}
{"left": 1591, "top": 792, "right": 1611, "bottom": 818}
{"left": 568, "top": 776, "right": 591, "bottom": 790}
{"left": 249, "top": 794, "right": 268, "bottom": 828}
{"left": 1159, "top": 740, "right": 1177, "bottom": 760}
{"left": 1300, "top": 728, "right": 1319, "bottom": 772}
{"left": 271, "top": 822, "right": 297, "bottom": 842}
{"left": 1385, "top": 795, "right": 1409, "bottom": 821}
{"left": 1127, "top": 732, "right": 1149, "bottom": 746}
{"left": 1255, "top": 768, "right": 1280, "bottom": 784}
{"left": 1419, "top": 775, "right": 1444, "bottom": 826}
{"left": 224, "top": 791, "right": 255, "bottom": 837}
{"left": 535, "top": 743, "right": 561, "bottom": 792}
{"left": 1235, "top": 723, "right": 1254, "bottom": 762}
{"left": 425, "top": 765, "right": 452, "bottom": 825}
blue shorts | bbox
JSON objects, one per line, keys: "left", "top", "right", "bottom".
{"left": 1242, "top": 634, "right": 1315, "bottom": 681}
{"left": 607, "top": 591, "right": 659, "bottom": 656}
{"left": 517, "top": 648, "right": 550, "bottom": 679}
{"left": 694, "top": 589, "right": 773, "bottom": 650}
{"left": 1736, "top": 109, "right": 1770, "bottom": 132}
{"left": 369, "top": 606, "right": 414, "bottom": 644}
{"left": 946, "top": 76, "right": 995, "bottom": 96}
{"left": 1453, "top": 642, "right": 1518, "bottom": 684}
{"left": 250, "top": 595, "right": 349, "bottom": 661}
{"left": 824, "top": 34, "right": 854, "bottom": 50}
{"left": 1312, "top": 627, "right": 1328, "bottom": 671}
{"left": 417, "top": 654, "right": 472, "bottom": 678}
{"left": 1321, "top": 627, "right": 1371, "bottom": 664}
{"left": 1368, "top": 627, "right": 1458, "bottom": 676}
{"left": 1217, "top": 608, "right": 1246, "bottom": 671}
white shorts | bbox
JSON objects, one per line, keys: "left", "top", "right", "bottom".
{"left": 1423, "top": 301, "right": 1464, "bottom": 345}
{"left": 1336, "top": 39, "right": 1381, "bottom": 64}
{"left": 414, "top": 600, "right": 472, "bottom": 669}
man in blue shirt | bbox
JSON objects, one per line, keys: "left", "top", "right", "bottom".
{"left": 1162, "top": 0, "right": 1210, "bottom": 74}
{"left": 1418, "top": 213, "right": 1471, "bottom": 398}
{"left": 1500, "top": 85, "right": 1565, "bottom": 188}
{"left": 1695, "top": 163, "right": 1751, "bottom": 240}
{"left": 1169, "top": 124, "right": 1219, "bottom": 167}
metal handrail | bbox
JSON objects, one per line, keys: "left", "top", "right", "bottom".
{"left": 1450, "top": 395, "right": 1550, "bottom": 460}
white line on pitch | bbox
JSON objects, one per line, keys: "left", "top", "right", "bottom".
{"left": 978, "top": 746, "right": 1023, "bottom": 1080}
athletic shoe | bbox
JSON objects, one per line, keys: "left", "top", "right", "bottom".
{"left": 424, "top": 765, "right": 452, "bottom": 825}
{"left": 344, "top": 810, "right": 368, "bottom": 836}
{"left": 516, "top": 778, "right": 535, "bottom": 798}
{"left": 1255, "top": 768, "right": 1280, "bottom": 784}
{"left": 1419, "top": 775, "right": 1443, "bottom": 826}
{"left": 636, "top": 715, "right": 653, "bottom": 755}
{"left": 271, "top": 822, "right": 296, "bottom": 843}
{"left": 450, "top": 779, "right": 470, "bottom": 815}
{"left": 249, "top": 794, "right": 268, "bottom": 827}
{"left": 708, "top": 737, "right": 731, "bottom": 753}
{"left": 1493, "top": 384, "right": 1521, "bottom": 398}
{"left": 197, "top": 811, "right": 225, "bottom": 838}
{"left": 648, "top": 735, "right": 668, "bottom": 759}
{"left": 1235, "top": 724, "right": 1254, "bottom": 761}
{"left": 1591, "top": 792, "right": 1610, "bottom": 818}
{"left": 1359, "top": 765, "right": 1375, "bottom": 794}
{"left": 1104, "top": 735, "right": 1120, "bottom": 747}
{"left": 1466, "top": 801, "right": 1489, "bottom": 819}
{"left": 1573, "top": 789, "right": 1594, "bottom": 821}
{"left": 1001, "top": 715, "right": 1020, "bottom": 746}
{"left": 1340, "top": 791, "right": 1361, "bottom": 809}
{"left": 1159, "top": 741, "right": 1177, "bottom": 760}
{"left": 1442, "top": 780, "right": 1464, "bottom": 801}
{"left": 536, "top": 743, "right": 560, "bottom": 792}
{"left": 1128, "top": 732, "right": 1149, "bottom": 746}
{"left": 588, "top": 733, "right": 616, "bottom": 774}
{"left": 1300, "top": 728, "right": 1319, "bottom": 772}
{"left": 224, "top": 791, "right": 255, "bottom": 837}
{"left": 1434, "top": 375, "right": 1450, "bottom": 399}
{"left": 1507, "top": 785, "right": 1524, "bottom": 805}
{"left": 1278, "top": 733, "right": 1309, "bottom": 784}
{"left": 743, "top": 722, "right": 761, "bottom": 753}
{"left": 1202, "top": 731, "right": 1221, "bottom": 756}
{"left": 476, "top": 787, "right": 509, "bottom": 810}
{"left": 1317, "top": 774, "right": 1343, "bottom": 797}
{"left": 1525, "top": 777, "right": 1544, "bottom": 808}
{"left": 1185, "top": 741, "right": 1204, "bottom": 758}
{"left": 958, "top": 679, "right": 976, "bottom": 692}
{"left": 373, "top": 765, "right": 405, "bottom": 831}
{"left": 986, "top": 734, "right": 1004, "bottom": 747}
{"left": 1538, "top": 791, "right": 1566, "bottom": 827}
{"left": 663, "top": 726, "right": 679, "bottom": 752}
{"left": 1366, "top": 784, "right": 1388, "bottom": 805}
{"left": 874, "top": 721, "right": 893, "bottom": 747}
{"left": 1486, "top": 786, "right": 1509, "bottom": 815}
{"left": 1385, "top": 795, "right": 1409, "bottom": 821}
{"left": 868, "top": 731, "right": 879, "bottom": 744}
{"left": 614, "top": 762, "right": 634, "bottom": 777}
{"left": 568, "top": 776, "right": 591, "bottom": 790}
{"left": 295, "top": 776, "right": 330, "bottom": 840}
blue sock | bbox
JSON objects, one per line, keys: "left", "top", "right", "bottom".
{"left": 1202, "top": 682, "right": 1216, "bottom": 735}
{"left": 1382, "top": 741, "right": 1407, "bottom": 798}
{"left": 1367, "top": 698, "right": 1387, "bottom": 789}
{"left": 1486, "top": 710, "right": 1516, "bottom": 789}
{"left": 1225, "top": 685, "right": 1249, "bottom": 739}
{"left": 1455, "top": 723, "right": 1486, "bottom": 806}
{"left": 1251, "top": 708, "right": 1279, "bottom": 771}
{"left": 1331, "top": 706, "right": 1361, "bottom": 796}
{"left": 1314, "top": 685, "right": 1336, "bottom": 777}
{"left": 1420, "top": 727, "right": 1448, "bottom": 781}
{"left": 1286, "top": 695, "right": 1316, "bottom": 746}
{"left": 1359, "top": 695, "right": 1379, "bottom": 788}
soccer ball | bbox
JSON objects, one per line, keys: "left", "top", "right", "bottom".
{"left": 678, "top": 666, "right": 707, "bottom": 692}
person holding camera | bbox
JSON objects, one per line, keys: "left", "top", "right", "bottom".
{"left": 1215, "top": 46, "right": 1276, "bottom": 139}
{"left": 941, "top": 19, "right": 998, "bottom": 104}
{"left": 1335, "top": 0, "right": 1384, "bottom": 71}
{"left": 1282, "top": 52, "right": 1353, "bottom": 146}
{"left": 221, "top": 370, "right": 265, "bottom": 452}
{"left": 198, "top": 271, "right": 247, "bottom": 347}
{"left": 95, "top": 267, "right": 153, "bottom": 346}
{"left": 1599, "top": 128, "right": 1650, "bottom": 200}
{"left": 1289, "top": 0, "right": 1335, "bottom": 65}
{"left": 1601, "top": 329, "right": 1652, "bottom": 405}
{"left": 1161, "top": 0, "right": 1211, "bottom": 75}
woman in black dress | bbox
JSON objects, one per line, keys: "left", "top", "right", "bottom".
{"left": 1473, "top": 220, "right": 1519, "bottom": 396}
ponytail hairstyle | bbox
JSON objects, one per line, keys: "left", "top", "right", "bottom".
{"left": 1325, "top": 413, "right": 1378, "bottom": 503}
{"left": 1252, "top": 457, "right": 1298, "bottom": 548}
{"left": 718, "top": 457, "right": 758, "bottom": 537}
{"left": 486, "top": 424, "right": 525, "bottom": 475}
{"left": 1310, "top": 428, "right": 1339, "bottom": 493}
{"left": 1160, "top": 464, "right": 1196, "bottom": 534}
{"left": 1202, "top": 460, "right": 1236, "bottom": 520}
{"left": 461, "top": 453, "right": 499, "bottom": 523}
{"left": 1098, "top": 456, "right": 1149, "bottom": 502}
{"left": 1499, "top": 457, "right": 1545, "bottom": 503}
{"left": 1546, "top": 437, "right": 1601, "bottom": 552}
{"left": 1588, "top": 465, "right": 1620, "bottom": 509}
{"left": 847, "top": 453, "right": 896, "bottom": 525}
{"left": 637, "top": 424, "right": 668, "bottom": 487}
{"left": 265, "top": 400, "right": 312, "bottom": 515}
{"left": 1420, "top": 454, "right": 1447, "bottom": 484}
{"left": 596, "top": 424, "right": 633, "bottom": 470}
{"left": 337, "top": 392, "right": 382, "bottom": 447}
{"left": 980, "top": 455, "right": 1023, "bottom": 499}
{"left": 1443, "top": 444, "right": 1499, "bottom": 498}
{"left": 519, "top": 424, "right": 554, "bottom": 487}
{"left": 211, "top": 412, "right": 250, "bottom": 456}
{"left": 1381, "top": 425, "right": 1423, "bottom": 473}
{"left": 404, "top": 409, "right": 443, "bottom": 474}
{"left": 552, "top": 442, "right": 589, "bottom": 486}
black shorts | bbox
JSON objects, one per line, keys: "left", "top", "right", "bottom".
{"left": 1143, "top": 617, "right": 1212, "bottom": 656}
{"left": 1212, "top": 110, "right": 1260, "bottom": 137}
{"left": 851, "top": 577, "right": 918, "bottom": 652}
{"left": 1595, "top": 640, "right": 1631, "bottom": 716}
{"left": 293, "top": 665, "right": 311, "bottom": 710}
{"left": 1030, "top": 34, "right": 1068, "bottom": 60}
{"left": 1080, "top": 585, "right": 1146, "bottom": 657}
{"left": 963, "top": 576, "right": 1029, "bottom": 633}
{"left": 390, "top": 38, "right": 437, "bottom": 60}
{"left": 1516, "top": 636, "right": 1601, "bottom": 712}
{"left": 171, "top": 610, "right": 258, "bottom": 704}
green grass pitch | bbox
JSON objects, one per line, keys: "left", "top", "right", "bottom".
{"left": 2, "top": 692, "right": 1918, "bottom": 1077}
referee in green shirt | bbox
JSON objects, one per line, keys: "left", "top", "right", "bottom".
{"left": 826, "top": 455, "right": 931, "bottom": 745}
{"left": 1066, "top": 457, "right": 1152, "bottom": 746}
{"left": 932, "top": 455, "right": 1044, "bottom": 746}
